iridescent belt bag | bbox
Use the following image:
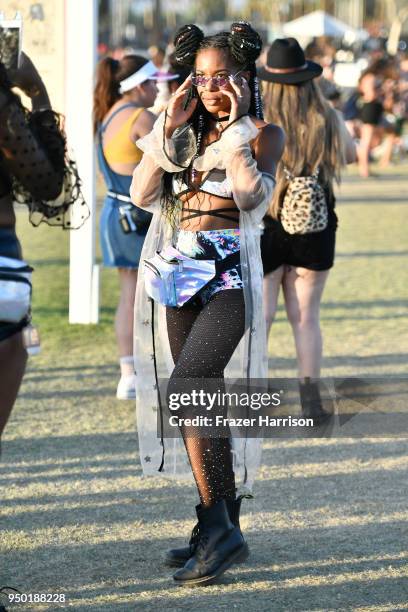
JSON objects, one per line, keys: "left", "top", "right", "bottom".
{"left": 143, "top": 245, "right": 240, "bottom": 307}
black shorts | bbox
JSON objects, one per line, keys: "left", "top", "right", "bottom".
{"left": 359, "top": 101, "right": 383, "bottom": 125}
{"left": 261, "top": 213, "right": 337, "bottom": 275}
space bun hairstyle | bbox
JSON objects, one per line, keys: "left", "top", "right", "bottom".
{"left": 228, "top": 21, "right": 263, "bottom": 67}
{"left": 174, "top": 24, "right": 205, "bottom": 67}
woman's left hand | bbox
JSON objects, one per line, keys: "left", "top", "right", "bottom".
{"left": 223, "top": 75, "right": 251, "bottom": 124}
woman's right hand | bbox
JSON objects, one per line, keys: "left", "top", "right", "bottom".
{"left": 165, "top": 74, "right": 198, "bottom": 137}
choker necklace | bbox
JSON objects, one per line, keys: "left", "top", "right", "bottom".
{"left": 211, "top": 114, "right": 230, "bottom": 131}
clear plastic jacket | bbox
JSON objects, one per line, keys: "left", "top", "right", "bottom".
{"left": 131, "top": 112, "right": 275, "bottom": 495}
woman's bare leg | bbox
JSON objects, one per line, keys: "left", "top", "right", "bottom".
{"left": 357, "top": 123, "right": 375, "bottom": 178}
{"left": 115, "top": 268, "right": 138, "bottom": 368}
{"left": 0, "top": 332, "right": 27, "bottom": 437}
{"left": 282, "top": 266, "right": 330, "bottom": 380}
{"left": 263, "top": 265, "right": 284, "bottom": 340}
{"left": 379, "top": 133, "right": 396, "bottom": 168}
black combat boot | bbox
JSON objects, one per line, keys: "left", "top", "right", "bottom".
{"left": 165, "top": 496, "right": 249, "bottom": 567}
{"left": 165, "top": 504, "right": 204, "bottom": 568}
{"left": 173, "top": 498, "right": 247, "bottom": 586}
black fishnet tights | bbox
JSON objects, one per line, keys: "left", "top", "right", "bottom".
{"left": 166, "top": 289, "right": 245, "bottom": 508}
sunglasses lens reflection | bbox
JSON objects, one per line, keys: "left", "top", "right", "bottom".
{"left": 191, "top": 75, "right": 230, "bottom": 87}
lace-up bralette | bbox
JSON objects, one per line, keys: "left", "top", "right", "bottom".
{"left": 173, "top": 168, "right": 233, "bottom": 200}
{"left": 173, "top": 169, "right": 239, "bottom": 223}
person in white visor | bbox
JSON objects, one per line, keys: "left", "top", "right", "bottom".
{"left": 93, "top": 55, "right": 174, "bottom": 400}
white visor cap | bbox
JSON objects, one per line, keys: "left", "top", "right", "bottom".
{"left": 119, "top": 60, "right": 178, "bottom": 93}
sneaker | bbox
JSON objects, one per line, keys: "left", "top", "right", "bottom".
{"left": 116, "top": 374, "right": 136, "bottom": 400}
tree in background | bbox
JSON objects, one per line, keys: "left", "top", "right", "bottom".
{"left": 239, "top": 0, "right": 280, "bottom": 24}
{"left": 194, "top": 0, "right": 227, "bottom": 24}
{"left": 98, "top": 0, "right": 111, "bottom": 47}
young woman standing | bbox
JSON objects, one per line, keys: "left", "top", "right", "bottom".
{"left": 94, "top": 56, "right": 163, "bottom": 399}
{"left": 130, "top": 23, "right": 284, "bottom": 585}
{"left": 259, "top": 38, "right": 356, "bottom": 420}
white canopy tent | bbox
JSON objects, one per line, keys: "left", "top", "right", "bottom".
{"left": 282, "top": 10, "right": 367, "bottom": 41}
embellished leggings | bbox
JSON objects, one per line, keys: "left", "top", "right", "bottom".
{"left": 166, "top": 289, "right": 245, "bottom": 508}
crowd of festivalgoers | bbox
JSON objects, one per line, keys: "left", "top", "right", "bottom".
{"left": 101, "top": 35, "right": 408, "bottom": 180}
{"left": 303, "top": 38, "right": 408, "bottom": 177}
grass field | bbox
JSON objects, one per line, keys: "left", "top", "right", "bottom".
{"left": 1, "top": 164, "right": 408, "bottom": 611}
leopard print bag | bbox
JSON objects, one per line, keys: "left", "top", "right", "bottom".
{"left": 280, "top": 166, "right": 328, "bottom": 234}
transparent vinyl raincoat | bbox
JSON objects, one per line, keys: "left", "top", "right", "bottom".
{"left": 130, "top": 112, "right": 275, "bottom": 494}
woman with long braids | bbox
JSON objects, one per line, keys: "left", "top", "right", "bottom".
{"left": 258, "top": 39, "right": 356, "bottom": 420}
{"left": 130, "top": 23, "right": 284, "bottom": 585}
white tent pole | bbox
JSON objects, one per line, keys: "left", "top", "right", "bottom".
{"left": 65, "top": 0, "right": 99, "bottom": 324}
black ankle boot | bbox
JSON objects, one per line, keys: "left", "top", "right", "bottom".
{"left": 173, "top": 498, "right": 247, "bottom": 586}
{"left": 299, "top": 377, "right": 331, "bottom": 425}
{"left": 165, "top": 496, "right": 249, "bottom": 568}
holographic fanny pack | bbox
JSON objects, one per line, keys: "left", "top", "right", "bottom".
{"left": 143, "top": 246, "right": 240, "bottom": 307}
{"left": 143, "top": 246, "right": 215, "bottom": 307}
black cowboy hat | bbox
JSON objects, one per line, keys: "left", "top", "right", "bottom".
{"left": 257, "top": 37, "right": 323, "bottom": 84}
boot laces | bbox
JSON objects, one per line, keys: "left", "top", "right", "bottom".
{"left": 188, "top": 523, "right": 201, "bottom": 553}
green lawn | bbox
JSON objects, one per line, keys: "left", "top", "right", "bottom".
{"left": 13, "top": 163, "right": 408, "bottom": 375}
{"left": 14, "top": 201, "right": 118, "bottom": 364}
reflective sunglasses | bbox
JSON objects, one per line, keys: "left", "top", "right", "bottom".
{"left": 191, "top": 71, "right": 242, "bottom": 88}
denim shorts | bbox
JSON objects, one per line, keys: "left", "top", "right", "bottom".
{"left": 99, "top": 195, "right": 148, "bottom": 269}
{"left": 0, "top": 226, "right": 22, "bottom": 260}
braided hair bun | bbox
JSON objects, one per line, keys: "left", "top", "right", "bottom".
{"left": 229, "top": 21, "right": 262, "bottom": 66}
{"left": 174, "top": 24, "right": 204, "bottom": 67}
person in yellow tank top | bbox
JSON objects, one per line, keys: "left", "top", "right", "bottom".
{"left": 93, "top": 55, "right": 163, "bottom": 400}
{"left": 103, "top": 106, "right": 144, "bottom": 166}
